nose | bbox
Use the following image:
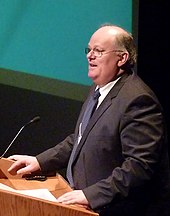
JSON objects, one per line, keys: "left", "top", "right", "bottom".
{"left": 87, "top": 49, "right": 95, "bottom": 59}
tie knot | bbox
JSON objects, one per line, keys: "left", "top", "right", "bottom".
{"left": 93, "top": 88, "right": 100, "bottom": 100}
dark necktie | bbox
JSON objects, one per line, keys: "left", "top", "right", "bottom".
{"left": 66, "top": 88, "right": 100, "bottom": 187}
{"left": 81, "top": 88, "right": 101, "bottom": 135}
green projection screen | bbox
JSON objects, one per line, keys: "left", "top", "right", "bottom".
{"left": 0, "top": 0, "right": 134, "bottom": 101}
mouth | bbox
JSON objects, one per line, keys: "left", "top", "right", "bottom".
{"left": 89, "top": 63, "right": 97, "bottom": 69}
{"left": 88, "top": 62, "right": 98, "bottom": 79}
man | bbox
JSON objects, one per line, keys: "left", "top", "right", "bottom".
{"left": 8, "top": 24, "right": 170, "bottom": 216}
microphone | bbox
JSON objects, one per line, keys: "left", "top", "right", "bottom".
{"left": 0, "top": 116, "right": 40, "bottom": 159}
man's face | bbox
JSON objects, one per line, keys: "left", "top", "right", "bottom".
{"left": 86, "top": 27, "right": 122, "bottom": 87}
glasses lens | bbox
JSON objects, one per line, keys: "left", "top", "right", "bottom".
{"left": 84, "top": 48, "right": 102, "bottom": 57}
{"left": 94, "top": 50, "right": 101, "bottom": 57}
{"left": 85, "top": 48, "right": 90, "bottom": 54}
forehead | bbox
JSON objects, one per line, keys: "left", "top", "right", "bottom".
{"left": 89, "top": 27, "right": 118, "bottom": 48}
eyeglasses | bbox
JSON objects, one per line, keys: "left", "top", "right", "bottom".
{"left": 85, "top": 47, "right": 124, "bottom": 58}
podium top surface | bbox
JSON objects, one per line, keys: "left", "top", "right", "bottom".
{"left": 0, "top": 157, "right": 99, "bottom": 216}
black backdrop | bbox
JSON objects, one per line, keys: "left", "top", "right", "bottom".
{"left": 137, "top": 1, "right": 169, "bottom": 152}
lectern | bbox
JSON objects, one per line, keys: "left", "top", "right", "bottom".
{"left": 0, "top": 158, "right": 99, "bottom": 216}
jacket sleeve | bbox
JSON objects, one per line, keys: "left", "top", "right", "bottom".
{"left": 36, "top": 134, "right": 75, "bottom": 173}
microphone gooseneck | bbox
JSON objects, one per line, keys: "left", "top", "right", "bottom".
{"left": 26, "top": 116, "right": 40, "bottom": 126}
{"left": 0, "top": 116, "right": 40, "bottom": 159}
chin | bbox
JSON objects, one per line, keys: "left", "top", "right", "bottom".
{"left": 90, "top": 77, "right": 101, "bottom": 86}
{"left": 88, "top": 70, "right": 97, "bottom": 78}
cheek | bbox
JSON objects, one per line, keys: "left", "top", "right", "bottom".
{"left": 99, "top": 59, "right": 109, "bottom": 71}
{"left": 101, "top": 61, "right": 117, "bottom": 79}
{"left": 100, "top": 60, "right": 113, "bottom": 74}
{"left": 94, "top": 58, "right": 116, "bottom": 82}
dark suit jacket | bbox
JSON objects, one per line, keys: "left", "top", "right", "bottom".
{"left": 37, "top": 71, "right": 170, "bottom": 213}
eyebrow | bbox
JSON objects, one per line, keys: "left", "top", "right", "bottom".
{"left": 88, "top": 45, "right": 104, "bottom": 50}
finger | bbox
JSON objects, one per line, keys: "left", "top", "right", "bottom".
{"left": 58, "top": 193, "right": 78, "bottom": 205}
{"left": 8, "top": 155, "right": 19, "bottom": 160}
{"left": 8, "top": 160, "right": 26, "bottom": 175}
{"left": 58, "top": 192, "right": 73, "bottom": 199}
{"left": 8, "top": 160, "right": 21, "bottom": 171}
{"left": 58, "top": 197, "right": 76, "bottom": 205}
{"left": 16, "top": 166, "right": 32, "bottom": 175}
{"left": 57, "top": 194, "right": 70, "bottom": 203}
{"left": 62, "top": 200, "right": 75, "bottom": 205}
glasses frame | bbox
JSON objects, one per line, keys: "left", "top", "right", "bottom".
{"left": 85, "top": 47, "right": 124, "bottom": 58}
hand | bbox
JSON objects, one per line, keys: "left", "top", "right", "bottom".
{"left": 7, "top": 155, "right": 40, "bottom": 175}
{"left": 57, "top": 190, "right": 89, "bottom": 207}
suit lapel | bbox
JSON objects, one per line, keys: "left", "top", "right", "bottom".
{"left": 72, "top": 72, "right": 131, "bottom": 163}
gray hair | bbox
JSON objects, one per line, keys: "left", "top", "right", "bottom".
{"left": 99, "top": 23, "right": 137, "bottom": 69}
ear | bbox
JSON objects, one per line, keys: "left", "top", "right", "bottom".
{"left": 117, "top": 52, "right": 129, "bottom": 67}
